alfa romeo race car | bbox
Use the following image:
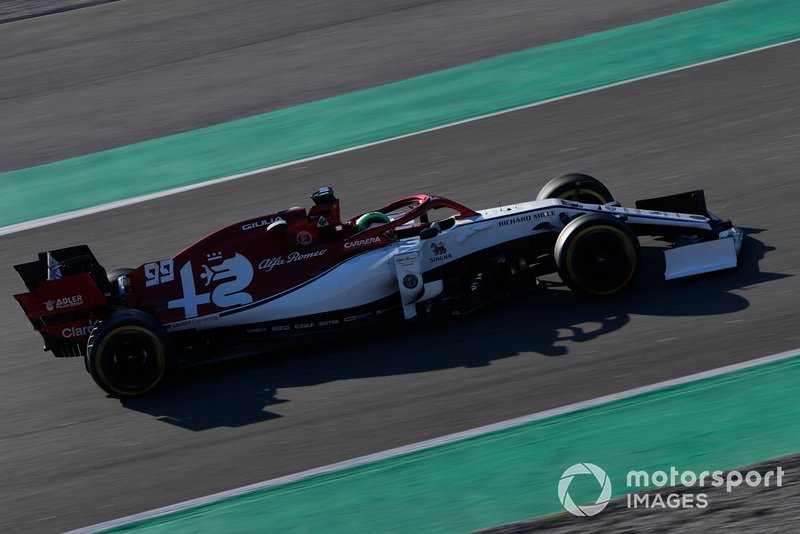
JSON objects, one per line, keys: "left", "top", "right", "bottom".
{"left": 13, "top": 174, "right": 742, "bottom": 397}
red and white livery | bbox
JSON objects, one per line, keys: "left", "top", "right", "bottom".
{"left": 14, "top": 174, "right": 742, "bottom": 396}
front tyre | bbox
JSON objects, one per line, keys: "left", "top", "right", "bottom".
{"left": 86, "top": 310, "right": 172, "bottom": 397}
{"left": 555, "top": 214, "right": 640, "bottom": 296}
{"left": 537, "top": 173, "right": 614, "bottom": 205}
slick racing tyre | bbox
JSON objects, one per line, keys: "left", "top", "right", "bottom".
{"left": 86, "top": 309, "right": 172, "bottom": 397}
{"left": 555, "top": 214, "right": 640, "bottom": 297}
{"left": 537, "top": 173, "right": 614, "bottom": 205}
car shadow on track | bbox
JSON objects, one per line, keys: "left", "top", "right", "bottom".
{"left": 120, "top": 229, "right": 787, "bottom": 430}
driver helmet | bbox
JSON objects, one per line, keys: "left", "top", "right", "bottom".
{"left": 355, "top": 212, "right": 390, "bottom": 232}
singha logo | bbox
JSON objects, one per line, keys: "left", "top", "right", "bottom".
{"left": 429, "top": 241, "right": 453, "bottom": 264}
{"left": 431, "top": 242, "right": 447, "bottom": 256}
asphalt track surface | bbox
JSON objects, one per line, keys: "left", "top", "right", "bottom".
{"left": 0, "top": 0, "right": 718, "bottom": 173}
{"left": 2, "top": 2, "right": 799, "bottom": 533}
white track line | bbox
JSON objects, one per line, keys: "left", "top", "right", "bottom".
{"left": 4, "top": 36, "right": 800, "bottom": 238}
{"left": 69, "top": 347, "right": 800, "bottom": 534}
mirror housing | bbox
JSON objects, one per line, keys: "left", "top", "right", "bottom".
{"left": 419, "top": 226, "right": 439, "bottom": 240}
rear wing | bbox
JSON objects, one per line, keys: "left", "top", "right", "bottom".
{"left": 13, "top": 245, "right": 113, "bottom": 357}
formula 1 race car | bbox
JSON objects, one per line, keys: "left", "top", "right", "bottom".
{"left": 13, "top": 174, "right": 742, "bottom": 397}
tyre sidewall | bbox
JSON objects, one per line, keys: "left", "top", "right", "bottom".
{"left": 86, "top": 310, "right": 171, "bottom": 397}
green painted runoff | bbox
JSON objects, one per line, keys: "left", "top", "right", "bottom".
{"left": 104, "top": 355, "right": 800, "bottom": 533}
{"left": 2, "top": 0, "right": 800, "bottom": 227}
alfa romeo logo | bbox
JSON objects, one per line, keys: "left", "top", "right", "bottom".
{"left": 402, "top": 274, "right": 419, "bottom": 289}
{"left": 296, "top": 231, "right": 313, "bottom": 246}
{"left": 558, "top": 463, "right": 612, "bottom": 516}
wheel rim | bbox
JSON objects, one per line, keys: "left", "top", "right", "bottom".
{"left": 567, "top": 226, "right": 637, "bottom": 295}
{"left": 96, "top": 327, "right": 165, "bottom": 395}
{"left": 558, "top": 187, "right": 608, "bottom": 204}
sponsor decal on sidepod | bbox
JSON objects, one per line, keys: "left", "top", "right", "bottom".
{"left": 258, "top": 250, "right": 327, "bottom": 272}
{"left": 429, "top": 242, "right": 452, "bottom": 263}
{"left": 344, "top": 236, "right": 382, "bottom": 249}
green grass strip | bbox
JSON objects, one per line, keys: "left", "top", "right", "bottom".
{"left": 3, "top": 0, "right": 800, "bottom": 228}
{"left": 103, "top": 354, "right": 800, "bottom": 533}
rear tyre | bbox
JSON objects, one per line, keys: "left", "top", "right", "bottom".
{"left": 555, "top": 214, "right": 640, "bottom": 296}
{"left": 537, "top": 173, "right": 614, "bottom": 205}
{"left": 86, "top": 310, "right": 172, "bottom": 397}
